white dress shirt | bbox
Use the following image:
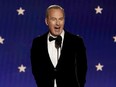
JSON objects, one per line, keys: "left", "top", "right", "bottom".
{"left": 47, "top": 30, "right": 64, "bottom": 87}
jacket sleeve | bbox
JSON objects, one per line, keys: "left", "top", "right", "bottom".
{"left": 30, "top": 38, "right": 41, "bottom": 86}
{"left": 75, "top": 37, "right": 88, "bottom": 87}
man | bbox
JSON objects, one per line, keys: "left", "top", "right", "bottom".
{"left": 31, "top": 5, "right": 87, "bottom": 87}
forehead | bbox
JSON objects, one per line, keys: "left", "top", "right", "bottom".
{"left": 47, "top": 8, "right": 64, "bottom": 17}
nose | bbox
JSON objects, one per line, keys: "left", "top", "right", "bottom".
{"left": 56, "top": 20, "right": 60, "bottom": 26}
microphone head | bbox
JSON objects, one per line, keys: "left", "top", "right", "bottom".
{"left": 55, "top": 35, "right": 62, "bottom": 49}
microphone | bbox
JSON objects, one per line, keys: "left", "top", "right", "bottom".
{"left": 55, "top": 35, "right": 62, "bottom": 49}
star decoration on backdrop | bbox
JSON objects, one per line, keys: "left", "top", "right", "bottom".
{"left": 18, "top": 64, "right": 26, "bottom": 72}
{"left": 95, "top": 63, "right": 104, "bottom": 71}
{"left": 0, "top": 36, "right": 5, "bottom": 44}
{"left": 95, "top": 6, "right": 103, "bottom": 14}
{"left": 17, "top": 7, "right": 25, "bottom": 15}
{"left": 113, "top": 36, "right": 116, "bottom": 42}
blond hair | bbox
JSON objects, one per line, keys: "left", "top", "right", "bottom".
{"left": 46, "top": 5, "right": 65, "bottom": 18}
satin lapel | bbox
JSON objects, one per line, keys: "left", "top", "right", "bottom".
{"left": 43, "top": 33, "right": 54, "bottom": 68}
{"left": 56, "top": 31, "right": 68, "bottom": 68}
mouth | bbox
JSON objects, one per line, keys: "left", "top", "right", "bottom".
{"left": 54, "top": 26, "right": 60, "bottom": 29}
{"left": 54, "top": 27, "right": 60, "bottom": 32}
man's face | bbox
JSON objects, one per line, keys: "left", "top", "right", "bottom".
{"left": 45, "top": 8, "right": 65, "bottom": 36}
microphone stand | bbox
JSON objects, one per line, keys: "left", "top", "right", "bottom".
{"left": 57, "top": 48, "right": 59, "bottom": 62}
{"left": 55, "top": 35, "right": 62, "bottom": 61}
{"left": 54, "top": 35, "right": 62, "bottom": 87}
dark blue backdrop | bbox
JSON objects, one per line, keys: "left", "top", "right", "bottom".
{"left": 0, "top": 0, "right": 116, "bottom": 87}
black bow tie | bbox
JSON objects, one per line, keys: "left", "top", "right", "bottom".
{"left": 49, "top": 35, "right": 62, "bottom": 48}
{"left": 49, "top": 36, "right": 57, "bottom": 41}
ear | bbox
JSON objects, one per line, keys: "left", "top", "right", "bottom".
{"left": 45, "top": 18, "right": 48, "bottom": 25}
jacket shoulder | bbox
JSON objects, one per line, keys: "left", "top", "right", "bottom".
{"left": 32, "top": 32, "right": 48, "bottom": 42}
{"left": 31, "top": 32, "right": 48, "bottom": 48}
{"left": 65, "top": 31, "right": 83, "bottom": 41}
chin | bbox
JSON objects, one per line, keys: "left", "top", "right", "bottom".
{"left": 52, "top": 33, "right": 60, "bottom": 36}
{"left": 56, "top": 33, "right": 61, "bottom": 35}
{"left": 52, "top": 32, "right": 60, "bottom": 36}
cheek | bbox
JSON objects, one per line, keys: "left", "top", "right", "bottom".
{"left": 49, "top": 22, "right": 55, "bottom": 27}
{"left": 61, "top": 21, "right": 64, "bottom": 25}
{"left": 47, "top": 22, "right": 54, "bottom": 28}
{"left": 61, "top": 23, "right": 64, "bottom": 27}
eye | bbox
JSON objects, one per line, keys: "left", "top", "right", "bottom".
{"left": 50, "top": 17, "right": 56, "bottom": 21}
{"left": 59, "top": 17, "right": 64, "bottom": 21}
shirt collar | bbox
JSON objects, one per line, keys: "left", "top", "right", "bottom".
{"left": 48, "top": 30, "right": 65, "bottom": 42}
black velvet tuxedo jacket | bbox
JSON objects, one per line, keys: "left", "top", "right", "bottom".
{"left": 31, "top": 31, "right": 87, "bottom": 87}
